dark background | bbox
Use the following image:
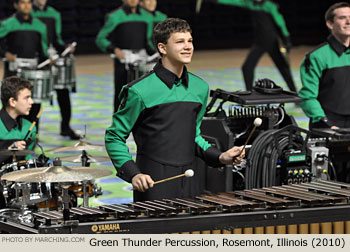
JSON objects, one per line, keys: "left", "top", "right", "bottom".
{"left": 0, "top": 0, "right": 341, "bottom": 54}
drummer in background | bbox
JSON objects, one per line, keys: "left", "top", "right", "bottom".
{"left": 31, "top": 0, "right": 80, "bottom": 140}
{"left": 140, "top": 0, "right": 167, "bottom": 27}
{"left": 0, "top": 0, "right": 49, "bottom": 131}
{"left": 140, "top": 0, "right": 167, "bottom": 67}
{"left": 96, "top": 0, "right": 155, "bottom": 112}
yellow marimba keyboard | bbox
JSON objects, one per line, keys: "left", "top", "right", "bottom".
{"left": 1, "top": 180, "right": 350, "bottom": 234}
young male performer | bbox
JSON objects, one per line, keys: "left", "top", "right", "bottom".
{"left": 31, "top": 0, "right": 79, "bottom": 139}
{"left": 105, "top": 18, "right": 244, "bottom": 202}
{"left": 0, "top": 76, "right": 37, "bottom": 163}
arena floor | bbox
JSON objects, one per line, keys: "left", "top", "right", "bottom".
{"left": 0, "top": 46, "right": 312, "bottom": 206}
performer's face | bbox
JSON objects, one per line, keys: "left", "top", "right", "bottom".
{"left": 14, "top": 0, "right": 32, "bottom": 15}
{"left": 124, "top": 0, "right": 139, "bottom": 8}
{"left": 33, "top": 0, "right": 47, "bottom": 7}
{"left": 10, "top": 88, "right": 33, "bottom": 116}
{"left": 327, "top": 7, "right": 350, "bottom": 38}
{"left": 158, "top": 32, "right": 194, "bottom": 65}
{"left": 141, "top": 0, "right": 157, "bottom": 12}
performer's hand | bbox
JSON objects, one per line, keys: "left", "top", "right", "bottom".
{"left": 114, "top": 48, "right": 125, "bottom": 60}
{"left": 8, "top": 141, "right": 26, "bottom": 150}
{"left": 219, "top": 146, "right": 245, "bottom": 165}
{"left": 331, "top": 126, "right": 340, "bottom": 130}
{"left": 5, "top": 52, "right": 16, "bottom": 62}
{"left": 131, "top": 173, "right": 154, "bottom": 192}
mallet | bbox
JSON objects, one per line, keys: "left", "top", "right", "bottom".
{"left": 239, "top": 117, "right": 262, "bottom": 155}
{"left": 131, "top": 169, "right": 194, "bottom": 191}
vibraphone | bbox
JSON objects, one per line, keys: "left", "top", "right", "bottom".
{"left": 1, "top": 181, "right": 350, "bottom": 234}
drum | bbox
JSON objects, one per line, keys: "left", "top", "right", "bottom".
{"left": 0, "top": 159, "right": 37, "bottom": 177}
{"left": 53, "top": 56, "right": 76, "bottom": 90}
{"left": 17, "top": 69, "right": 53, "bottom": 103}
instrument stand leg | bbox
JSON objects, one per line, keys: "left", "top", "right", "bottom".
{"left": 82, "top": 180, "right": 89, "bottom": 208}
{"left": 81, "top": 150, "right": 90, "bottom": 167}
{"left": 61, "top": 185, "right": 70, "bottom": 221}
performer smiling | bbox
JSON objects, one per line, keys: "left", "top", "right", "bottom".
{"left": 105, "top": 18, "right": 244, "bottom": 202}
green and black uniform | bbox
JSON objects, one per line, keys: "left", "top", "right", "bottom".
{"left": 96, "top": 4, "right": 154, "bottom": 112}
{"left": 215, "top": 0, "right": 296, "bottom": 92}
{"left": 0, "top": 12, "right": 49, "bottom": 128}
{"left": 0, "top": 107, "right": 37, "bottom": 209}
{"left": 31, "top": 5, "right": 65, "bottom": 53}
{"left": 299, "top": 35, "right": 350, "bottom": 128}
{"left": 300, "top": 35, "right": 350, "bottom": 183}
{"left": 32, "top": 4, "right": 75, "bottom": 135}
{"left": 0, "top": 13, "right": 49, "bottom": 77}
{"left": 105, "top": 62, "right": 222, "bottom": 201}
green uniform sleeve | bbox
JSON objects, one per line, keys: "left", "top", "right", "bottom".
{"left": 40, "top": 25, "right": 49, "bottom": 58}
{"left": 96, "top": 13, "right": 122, "bottom": 53}
{"left": 299, "top": 54, "right": 326, "bottom": 122}
{"left": 195, "top": 87, "right": 212, "bottom": 151}
{"left": 194, "top": 84, "right": 222, "bottom": 166}
{"left": 105, "top": 87, "right": 145, "bottom": 182}
{"left": 0, "top": 21, "right": 10, "bottom": 57}
{"left": 217, "top": 0, "right": 290, "bottom": 37}
{"left": 54, "top": 11, "right": 65, "bottom": 46}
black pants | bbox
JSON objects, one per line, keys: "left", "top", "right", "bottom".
{"left": 133, "top": 155, "right": 202, "bottom": 202}
{"left": 242, "top": 39, "right": 296, "bottom": 92}
{"left": 56, "top": 89, "right": 72, "bottom": 132}
{"left": 310, "top": 110, "right": 350, "bottom": 183}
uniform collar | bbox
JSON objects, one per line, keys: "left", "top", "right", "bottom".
{"left": 15, "top": 12, "right": 33, "bottom": 24}
{"left": 0, "top": 107, "right": 22, "bottom": 132}
{"left": 141, "top": 7, "right": 156, "bottom": 16}
{"left": 328, "top": 34, "right": 350, "bottom": 56}
{"left": 153, "top": 61, "right": 189, "bottom": 89}
{"left": 33, "top": 4, "right": 48, "bottom": 12}
{"left": 122, "top": 4, "right": 141, "bottom": 15}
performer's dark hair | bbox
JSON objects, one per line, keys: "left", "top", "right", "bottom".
{"left": 1, "top": 77, "right": 33, "bottom": 107}
{"left": 14, "top": 0, "right": 33, "bottom": 3}
{"left": 153, "top": 18, "right": 192, "bottom": 55}
{"left": 325, "top": 2, "right": 350, "bottom": 22}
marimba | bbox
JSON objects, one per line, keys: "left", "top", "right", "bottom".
{"left": 1, "top": 180, "right": 350, "bottom": 234}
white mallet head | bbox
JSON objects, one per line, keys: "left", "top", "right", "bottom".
{"left": 184, "top": 169, "right": 194, "bottom": 177}
{"left": 254, "top": 117, "right": 262, "bottom": 127}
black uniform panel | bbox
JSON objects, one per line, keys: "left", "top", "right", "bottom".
{"left": 36, "top": 17, "right": 56, "bottom": 45}
{"left": 133, "top": 101, "right": 202, "bottom": 166}
{"left": 134, "top": 156, "right": 200, "bottom": 202}
{"left": 253, "top": 11, "right": 279, "bottom": 44}
{"left": 319, "top": 66, "right": 350, "bottom": 115}
{"left": 6, "top": 30, "right": 42, "bottom": 58}
{"left": 107, "top": 22, "right": 148, "bottom": 49}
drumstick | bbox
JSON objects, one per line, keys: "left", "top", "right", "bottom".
{"left": 239, "top": 117, "right": 262, "bottom": 156}
{"left": 37, "top": 54, "right": 59, "bottom": 69}
{"left": 61, "top": 42, "right": 77, "bottom": 57}
{"left": 130, "top": 169, "right": 194, "bottom": 191}
{"left": 196, "top": 0, "right": 203, "bottom": 13}
{"left": 24, "top": 107, "right": 44, "bottom": 141}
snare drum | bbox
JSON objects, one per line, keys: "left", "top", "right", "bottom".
{"left": 53, "top": 56, "right": 76, "bottom": 90}
{"left": 17, "top": 69, "right": 54, "bottom": 103}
